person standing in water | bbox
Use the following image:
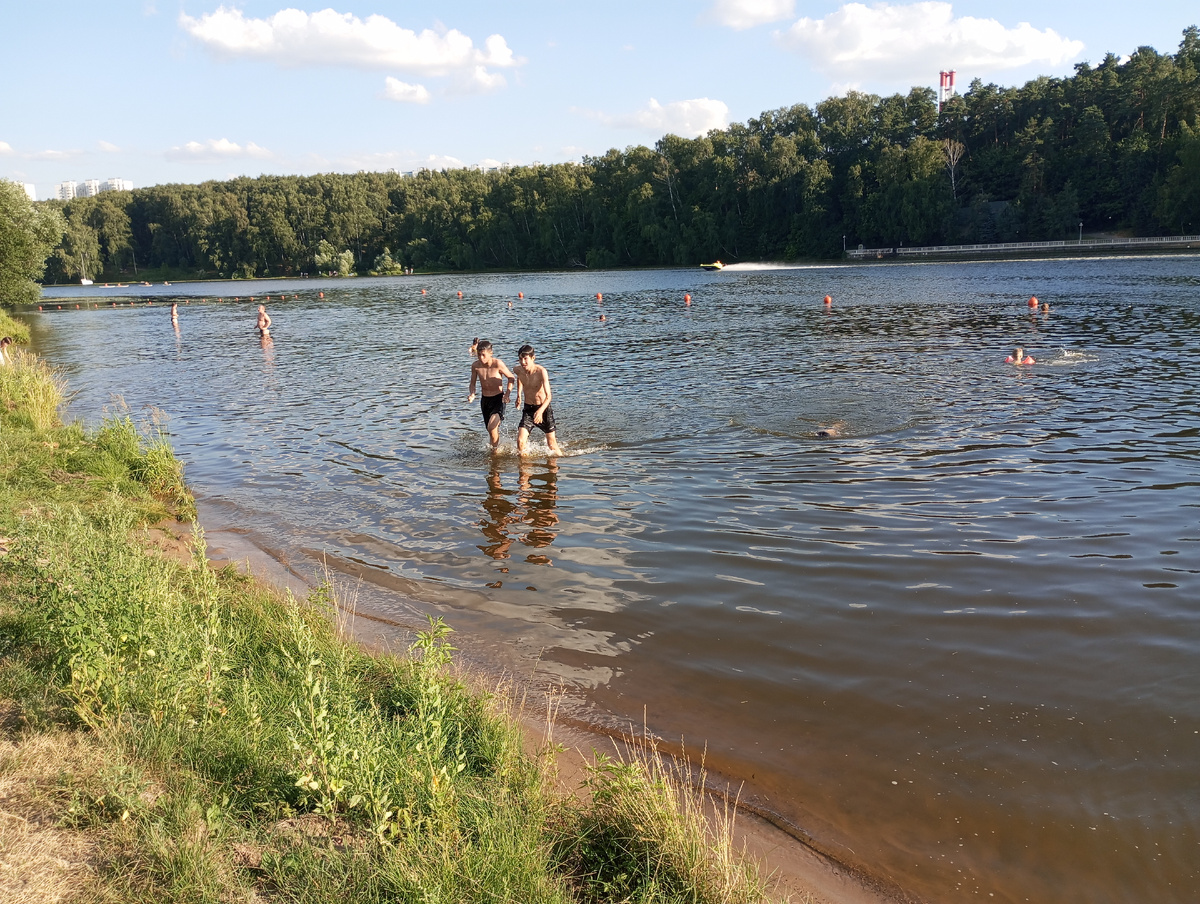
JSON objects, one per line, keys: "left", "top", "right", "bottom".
{"left": 1006, "top": 347, "right": 1036, "bottom": 365}
{"left": 256, "top": 304, "right": 272, "bottom": 339}
{"left": 467, "top": 339, "right": 515, "bottom": 451}
{"left": 513, "top": 344, "right": 562, "bottom": 455}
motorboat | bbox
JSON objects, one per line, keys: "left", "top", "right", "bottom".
{"left": 699, "top": 261, "right": 724, "bottom": 271}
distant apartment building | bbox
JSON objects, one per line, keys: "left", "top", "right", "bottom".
{"left": 21, "top": 183, "right": 36, "bottom": 201}
{"left": 50, "top": 177, "right": 135, "bottom": 201}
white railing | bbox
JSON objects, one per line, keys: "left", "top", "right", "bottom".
{"left": 845, "top": 235, "right": 1200, "bottom": 259}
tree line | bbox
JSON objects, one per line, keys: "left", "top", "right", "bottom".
{"left": 41, "top": 27, "right": 1200, "bottom": 282}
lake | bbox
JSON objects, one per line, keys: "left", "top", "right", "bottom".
{"left": 35, "top": 256, "right": 1200, "bottom": 903}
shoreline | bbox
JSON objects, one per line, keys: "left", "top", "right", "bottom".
{"left": 183, "top": 510, "right": 904, "bottom": 904}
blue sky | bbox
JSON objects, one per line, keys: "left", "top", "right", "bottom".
{"left": 2, "top": 1, "right": 1195, "bottom": 199}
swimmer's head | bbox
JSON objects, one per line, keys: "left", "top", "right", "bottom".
{"left": 1013, "top": 347, "right": 1024, "bottom": 359}
{"left": 518, "top": 344, "right": 535, "bottom": 361}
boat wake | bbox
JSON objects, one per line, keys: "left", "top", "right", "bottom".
{"left": 720, "top": 262, "right": 837, "bottom": 271}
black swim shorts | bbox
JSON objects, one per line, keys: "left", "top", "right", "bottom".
{"left": 480, "top": 393, "right": 505, "bottom": 424}
{"left": 519, "top": 403, "right": 556, "bottom": 434}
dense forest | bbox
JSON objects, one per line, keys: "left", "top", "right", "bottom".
{"left": 43, "top": 27, "right": 1200, "bottom": 282}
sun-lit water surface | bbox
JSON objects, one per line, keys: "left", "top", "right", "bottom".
{"left": 36, "top": 257, "right": 1200, "bottom": 904}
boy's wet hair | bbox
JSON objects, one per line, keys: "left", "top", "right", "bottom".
{"left": 476, "top": 339, "right": 493, "bottom": 353}
{"left": 518, "top": 344, "right": 535, "bottom": 358}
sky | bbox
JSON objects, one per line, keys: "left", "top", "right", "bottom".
{"left": 2, "top": 1, "right": 1196, "bottom": 199}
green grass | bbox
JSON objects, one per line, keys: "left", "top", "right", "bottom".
{"left": 0, "top": 350, "right": 770, "bottom": 904}
{"left": 0, "top": 308, "right": 31, "bottom": 345}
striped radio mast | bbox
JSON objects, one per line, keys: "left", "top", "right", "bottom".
{"left": 938, "top": 70, "right": 957, "bottom": 110}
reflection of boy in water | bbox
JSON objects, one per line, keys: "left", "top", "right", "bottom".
{"left": 467, "top": 339, "right": 514, "bottom": 450}
{"left": 476, "top": 458, "right": 560, "bottom": 567}
{"left": 513, "top": 344, "right": 562, "bottom": 455}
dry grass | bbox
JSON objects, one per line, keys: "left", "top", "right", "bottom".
{"left": 0, "top": 726, "right": 105, "bottom": 904}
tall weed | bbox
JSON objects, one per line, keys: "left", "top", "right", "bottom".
{"left": 0, "top": 350, "right": 65, "bottom": 432}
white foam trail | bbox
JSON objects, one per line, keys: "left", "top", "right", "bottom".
{"left": 720, "top": 262, "right": 836, "bottom": 271}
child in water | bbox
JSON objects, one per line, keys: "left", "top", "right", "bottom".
{"left": 513, "top": 344, "right": 562, "bottom": 455}
{"left": 467, "top": 339, "right": 515, "bottom": 451}
{"left": 1006, "top": 347, "right": 1036, "bottom": 365}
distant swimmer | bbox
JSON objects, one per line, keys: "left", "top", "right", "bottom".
{"left": 470, "top": 336, "right": 479, "bottom": 357}
{"left": 1006, "top": 347, "right": 1036, "bottom": 365}
{"left": 513, "top": 344, "right": 562, "bottom": 455}
{"left": 1040, "top": 302, "right": 1050, "bottom": 313}
{"left": 467, "top": 339, "right": 515, "bottom": 451}
{"left": 256, "top": 304, "right": 272, "bottom": 339}
{"left": 817, "top": 421, "right": 846, "bottom": 438}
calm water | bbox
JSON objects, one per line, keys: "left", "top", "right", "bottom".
{"left": 35, "top": 258, "right": 1200, "bottom": 903}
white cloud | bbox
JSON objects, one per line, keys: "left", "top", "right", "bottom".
{"left": 0, "top": 141, "right": 13, "bottom": 155}
{"left": 98, "top": 140, "right": 121, "bottom": 152}
{"left": 383, "top": 77, "right": 431, "bottom": 104}
{"left": 179, "top": 6, "right": 522, "bottom": 90}
{"left": 587, "top": 98, "right": 730, "bottom": 137}
{"left": 330, "top": 150, "right": 465, "bottom": 172}
{"left": 31, "top": 149, "right": 79, "bottom": 161}
{"left": 777, "top": 2, "right": 1084, "bottom": 83}
{"left": 459, "top": 64, "right": 506, "bottom": 93}
{"left": 708, "top": 0, "right": 795, "bottom": 30}
{"left": 165, "top": 138, "right": 273, "bottom": 162}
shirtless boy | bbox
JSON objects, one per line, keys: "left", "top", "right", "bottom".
{"left": 467, "top": 339, "right": 515, "bottom": 450}
{"left": 513, "top": 344, "right": 561, "bottom": 455}
{"left": 257, "top": 305, "right": 272, "bottom": 338}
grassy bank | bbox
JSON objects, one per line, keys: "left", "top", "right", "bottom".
{"left": 0, "top": 348, "right": 769, "bottom": 903}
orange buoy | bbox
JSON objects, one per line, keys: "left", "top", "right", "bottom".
{"left": 684, "top": 293, "right": 691, "bottom": 305}
{"left": 518, "top": 291, "right": 524, "bottom": 299}
{"left": 319, "top": 292, "right": 324, "bottom": 298}
{"left": 824, "top": 294, "right": 832, "bottom": 305}
{"left": 596, "top": 292, "right": 603, "bottom": 301}
{"left": 1028, "top": 295, "right": 1039, "bottom": 308}
{"left": 75, "top": 304, "right": 80, "bottom": 309}
{"left": 421, "top": 288, "right": 427, "bottom": 295}
{"left": 38, "top": 306, "right": 43, "bottom": 311}
{"left": 57, "top": 305, "right": 62, "bottom": 310}
{"left": 457, "top": 291, "right": 463, "bottom": 297}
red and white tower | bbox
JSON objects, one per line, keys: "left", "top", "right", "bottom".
{"left": 938, "top": 70, "right": 957, "bottom": 110}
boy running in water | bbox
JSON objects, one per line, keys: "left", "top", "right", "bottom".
{"left": 513, "top": 344, "right": 561, "bottom": 455}
{"left": 467, "top": 339, "right": 515, "bottom": 450}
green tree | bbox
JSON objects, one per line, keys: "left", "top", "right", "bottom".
{"left": 0, "top": 181, "right": 66, "bottom": 305}
{"left": 1158, "top": 121, "right": 1200, "bottom": 232}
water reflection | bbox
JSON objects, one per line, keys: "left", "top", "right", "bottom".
{"left": 478, "top": 457, "right": 560, "bottom": 568}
